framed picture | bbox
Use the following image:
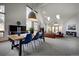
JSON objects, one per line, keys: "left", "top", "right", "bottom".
{"left": 68, "top": 24, "right": 76, "bottom": 30}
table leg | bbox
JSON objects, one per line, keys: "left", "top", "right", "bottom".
{"left": 19, "top": 40, "right": 22, "bottom": 56}
{"left": 11, "top": 40, "right": 14, "bottom": 50}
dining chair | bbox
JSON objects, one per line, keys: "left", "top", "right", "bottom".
{"left": 22, "top": 33, "right": 34, "bottom": 51}
{"left": 32, "top": 32, "right": 44, "bottom": 51}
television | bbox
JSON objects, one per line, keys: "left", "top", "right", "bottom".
{"left": 9, "top": 25, "right": 26, "bottom": 34}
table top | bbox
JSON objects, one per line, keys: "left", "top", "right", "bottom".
{"left": 8, "top": 34, "right": 25, "bottom": 41}
{"left": 8, "top": 33, "right": 35, "bottom": 41}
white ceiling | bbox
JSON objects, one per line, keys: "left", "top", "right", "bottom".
{"left": 27, "top": 3, "right": 79, "bottom": 26}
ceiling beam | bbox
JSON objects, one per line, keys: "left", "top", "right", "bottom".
{"left": 26, "top": 5, "right": 38, "bottom": 13}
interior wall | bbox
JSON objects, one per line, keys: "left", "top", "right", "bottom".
{"left": 36, "top": 11, "right": 45, "bottom": 28}
{"left": 64, "top": 14, "right": 79, "bottom": 37}
{"left": 36, "top": 9, "right": 79, "bottom": 37}
{"left": 4, "top": 3, "right": 79, "bottom": 39}
{"left": 4, "top": 3, "right": 26, "bottom": 39}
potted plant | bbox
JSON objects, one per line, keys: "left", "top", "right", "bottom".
{"left": 16, "top": 21, "right": 21, "bottom": 36}
{"left": 16, "top": 21, "right": 21, "bottom": 26}
{"left": 29, "top": 28, "right": 34, "bottom": 34}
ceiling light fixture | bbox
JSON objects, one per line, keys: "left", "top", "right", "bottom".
{"left": 47, "top": 17, "right": 50, "bottom": 21}
{"left": 56, "top": 14, "right": 60, "bottom": 20}
{"left": 28, "top": 12, "right": 37, "bottom": 21}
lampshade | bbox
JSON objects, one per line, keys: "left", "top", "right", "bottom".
{"left": 28, "top": 12, "right": 37, "bottom": 21}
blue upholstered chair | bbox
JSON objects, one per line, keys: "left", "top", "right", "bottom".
{"left": 22, "top": 33, "right": 34, "bottom": 52}
{"left": 22, "top": 33, "right": 32, "bottom": 44}
{"left": 32, "top": 31, "right": 44, "bottom": 50}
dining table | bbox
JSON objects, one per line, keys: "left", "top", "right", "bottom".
{"left": 8, "top": 34, "right": 26, "bottom": 56}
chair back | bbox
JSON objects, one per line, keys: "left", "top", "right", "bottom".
{"left": 39, "top": 32, "right": 43, "bottom": 38}
{"left": 33, "top": 32, "right": 39, "bottom": 40}
{"left": 33, "top": 32, "right": 43, "bottom": 40}
{"left": 25, "top": 33, "right": 32, "bottom": 43}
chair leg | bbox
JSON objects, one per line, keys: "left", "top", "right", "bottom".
{"left": 23, "top": 45, "right": 24, "bottom": 51}
{"left": 23, "top": 44, "right": 29, "bottom": 56}
{"left": 38, "top": 39, "right": 41, "bottom": 45}
{"left": 31, "top": 41, "right": 34, "bottom": 52}
{"left": 33, "top": 40, "right": 37, "bottom": 51}
{"left": 36, "top": 39, "right": 41, "bottom": 52}
{"left": 22, "top": 45, "right": 25, "bottom": 55}
{"left": 41, "top": 39, "right": 44, "bottom": 44}
{"left": 39, "top": 39, "right": 42, "bottom": 45}
{"left": 27, "top": 43, "right": 28, "bottom": 47}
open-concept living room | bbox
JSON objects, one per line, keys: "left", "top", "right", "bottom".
{"left": 0, "top": 3, "right": 79, "bottom": 56}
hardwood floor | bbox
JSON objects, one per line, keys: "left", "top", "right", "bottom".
{"left": 0, "top": 37, "right": 8, "bottom": 42}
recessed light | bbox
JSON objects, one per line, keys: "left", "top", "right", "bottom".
{"left": 47, "top": 17, "right": 50, "bottom": 21}
{"left": 56, "top": 14, "right": 60, "bottom": 20}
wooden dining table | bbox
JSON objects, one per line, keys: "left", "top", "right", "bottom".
{"left": 8, "top": 34, "right": 26, "bottom": 56}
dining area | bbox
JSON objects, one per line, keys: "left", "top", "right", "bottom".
{"left": 8, "top": 27, "right": 45, "bottom": 56}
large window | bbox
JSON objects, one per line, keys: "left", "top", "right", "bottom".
{"left": 0, "top": 5, "right": 5, "bottom": 37}
{"left": 26, "top": 7, "right": 32, "bottom": 31}
{"left": 26, "top": 7, "right": 38, "bottom": 32}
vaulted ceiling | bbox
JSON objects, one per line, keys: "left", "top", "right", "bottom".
{"left": 27, "top": 3, "right": 79, "bottom": 26}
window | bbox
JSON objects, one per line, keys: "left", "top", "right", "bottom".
{"left": 26, "top": 19, "right": 32, "bottom": 30}
{"left": 26, "top": 7, "right": 32, "bottom": 31}
{"left": 26, "top": 7, "right": 38, "bottom": 32}
{"left": 0, "top": 5, "right": 5, "bottom": 37}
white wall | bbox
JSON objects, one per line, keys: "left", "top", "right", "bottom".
{"left": 64, "top": 15, "right": 79, "bottom": 37}
{"left": 4, "top": 4, "right": 26, "bottom": 39}
{"left": 36, "top": 9, "right": 79, "bottom": 37}
{"left": 36, "top": 12, "right": 45, "bottom": 28}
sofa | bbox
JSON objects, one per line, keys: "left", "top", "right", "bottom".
{"left": 45, "top": 32, "right": 64, "bottom": 38}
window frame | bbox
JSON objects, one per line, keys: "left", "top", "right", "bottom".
{"left": 0, "top": 5, "right": 5, "bottom": 37}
